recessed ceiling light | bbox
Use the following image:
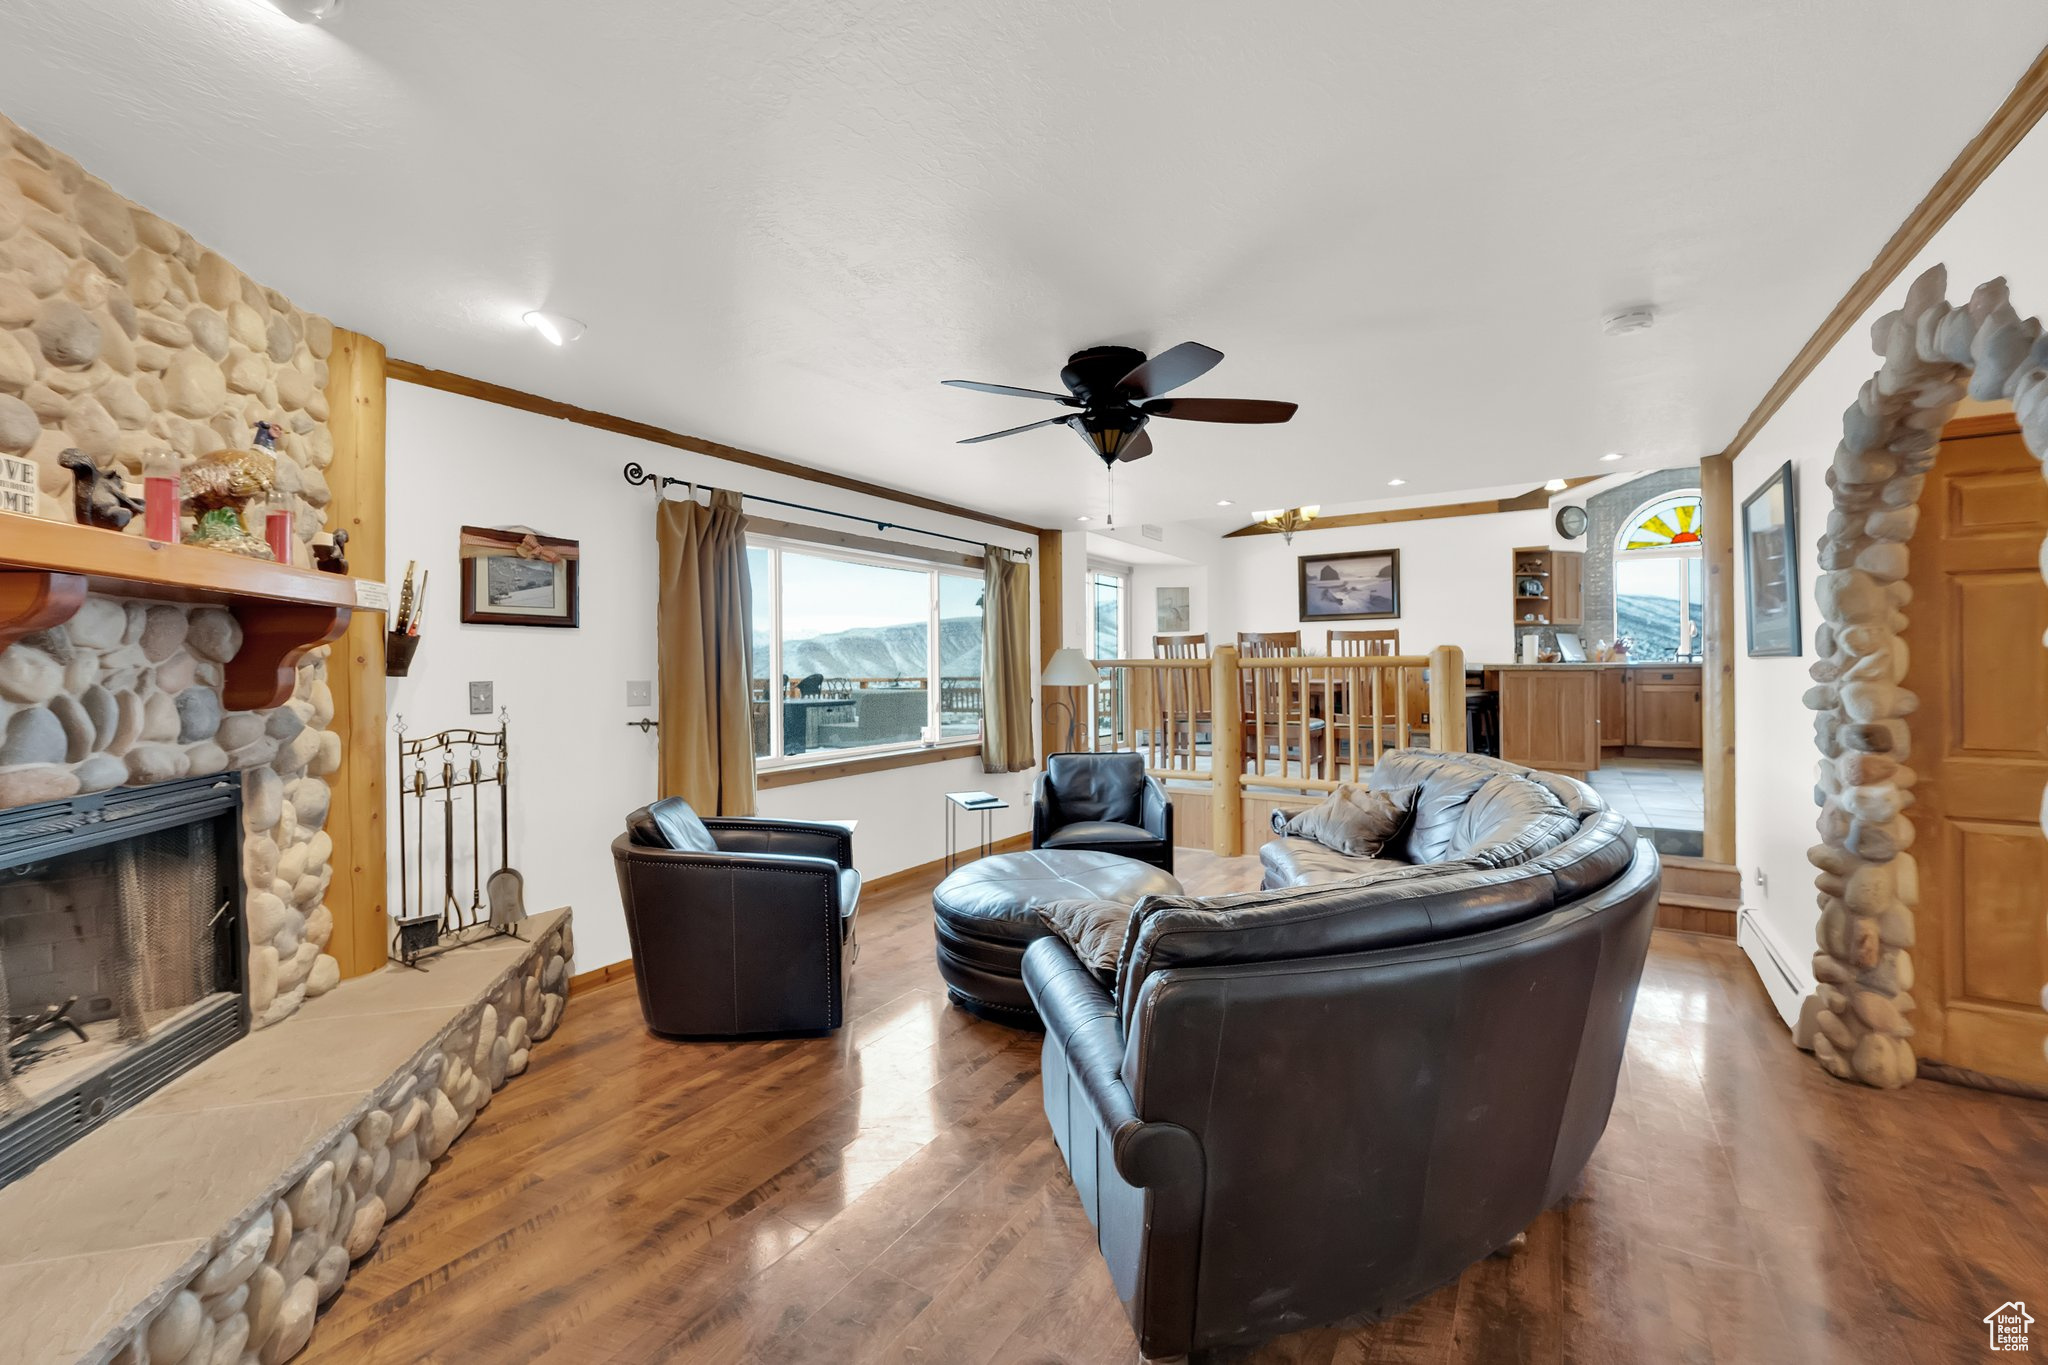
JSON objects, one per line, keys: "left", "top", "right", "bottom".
{"left": 1076, "top": 515, "right": 1091, "bottom": 523}
{"left": 1602, "top": 306, "right": 1656, "bottom": 336}
{"left": 1601, "top": 452, "right": 1624, "bottom": 461}
{"left": 1387, "top": 478, "right": 1406, "bottom": 487}
{"left": 1543, "top": 478, "right": 1569, "bottom": 492}
{"left": 1216, "top": 499, "right": 1234, "bottom": 507}
{"left": 522, "top": 310, "right": 586, "bottom": 346}
{"left": 269, "top": 0, "right": 343, "bottom": 20}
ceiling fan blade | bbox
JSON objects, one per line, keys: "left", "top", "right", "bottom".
{"left": 1117, "top": 342, "right": 1224, "bottom": 399}
{"left": 942, "top": 379, "right": 1078, "bottom": 404}
{"left": 1144, "top": 397, "right": 1298, "bottom": 423}
{"left": 958, "top": 415, "right": 1076, "bottom": 444}
{"left": 1116, "top": 428, "right": 1154, "bottom": 462}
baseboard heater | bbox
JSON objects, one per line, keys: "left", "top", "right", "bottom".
{"left": 1736, "top": 906, "right": 1811, "bottom": 1036}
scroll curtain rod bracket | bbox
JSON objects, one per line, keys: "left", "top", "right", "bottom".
{"left": 622, "top": 462, "right": 1030, "bottom": 557}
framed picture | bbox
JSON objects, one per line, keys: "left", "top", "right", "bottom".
{"left": 459, "top": 526, "right": 581, "bottom": 628}
{"left": 1156, "top": 585, "right": 1191, "bottom": 633}
{"left": 1298, "top": 548, "right": 1400, "bottom": 622}
{"left": 1741, "top": 462, "right": 1800, "bottom": 657}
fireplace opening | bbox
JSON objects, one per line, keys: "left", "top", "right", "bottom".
{"left": 0, "top": 774, "right": 247, "bottom": 1188}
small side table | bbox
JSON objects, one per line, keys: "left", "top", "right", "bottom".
{"left": 944, "top": 791, "right": 1009, "bottom": 873}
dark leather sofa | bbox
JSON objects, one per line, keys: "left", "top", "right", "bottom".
{"left": 1032, "top": 751, "right": 1175, "bottom": 872}
{"left": 612, "top": 800, "right": 860, "bottom": 1036}
{"left": 1021, "top": 751, "right": 1660, "bottom": 1359}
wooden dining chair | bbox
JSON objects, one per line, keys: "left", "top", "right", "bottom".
{"left": 1325, "top": 629, "right": 1408, "bottom": 772}
{"left": 1140, "top": 634, "right": 1211, "bottom": 764}
{"left": 1235, "top": 632, "right": 1324, "bottom": 777}
{"left": 1327, "top": 628, "right": 1399, "bottom": 657}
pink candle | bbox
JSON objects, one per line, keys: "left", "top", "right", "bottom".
{"left": 265, "top": 506, "right": 293, "bottom": 564}
{"left": 142, "top": 450, "right": 179, "bottom": 542}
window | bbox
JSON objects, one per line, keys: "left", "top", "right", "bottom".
{"left": 748, "top": 538, "right": 984, "bottom": 764}
{"left": 1613, "top": 491, "right": 1705, "bottom": 662}
{"left": 1090, "top": 567, "right": 1127, "bottom": 661}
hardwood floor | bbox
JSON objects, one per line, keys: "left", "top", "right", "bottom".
{"left": 300, "top": 851, "right": 2048, "bottom": 1364}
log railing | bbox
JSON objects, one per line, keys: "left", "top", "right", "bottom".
{"left": 1072, "top": 644, "right": 1467, "bottom": 854}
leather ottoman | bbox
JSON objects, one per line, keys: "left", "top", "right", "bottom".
{"left": 932, "top": 849, "right": 1181, "bottom": 1026}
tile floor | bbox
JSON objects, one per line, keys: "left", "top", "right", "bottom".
{"left": 1586, "top": 757, "right": 1705, "bottom": 854}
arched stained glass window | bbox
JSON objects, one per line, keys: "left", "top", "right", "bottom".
{"left": 1613, "top": 489, "right": 1705, "bottom": 661}
{"left": 1622, "top": 493, "right": 1705, "bottom": 550}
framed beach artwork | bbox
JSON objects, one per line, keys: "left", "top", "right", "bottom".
{"left": 1298, "top": 549, "right": 1400, "bottom": 622}
{"left": 459, "top": 525, "right": 581, "bottom": 628}
{"left": 1741, "top": 461, "right": 1800, "bottom": 657}
{"left": 1156, "top": 585, "right": 1191, "bottom": 632}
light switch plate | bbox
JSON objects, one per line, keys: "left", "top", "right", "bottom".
{"left": 626, "top": 680, "right": 652, "bottom": 707}
{"left": 469, "top": 681, "right": 494, "bottom": 715}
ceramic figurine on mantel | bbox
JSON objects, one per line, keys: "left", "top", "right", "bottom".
{"left": 181, "top": 436, "right": 278, "bottom": 559}
{"left": 58, "top": 448, "right": 143, "bottom": 531}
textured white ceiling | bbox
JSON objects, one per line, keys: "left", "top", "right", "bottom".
{"left": 3, "top": 0, "right": 2044, "bottom": 529}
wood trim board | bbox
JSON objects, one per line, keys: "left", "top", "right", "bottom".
{"left": 386, "top": 359, "right": 1044, "bottom": 538}
{"left": 1222, "top": 477, "right": 1602, "bottom": 538}
{"left": 756, "top": 740, "right": 983, "bottom": 789}
{"left": 1717, "top": 43, "right": 2048, "bottom": 463}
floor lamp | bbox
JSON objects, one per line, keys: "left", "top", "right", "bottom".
{"left": 1041, "top": 648, "right": 1099, "bottom": 753}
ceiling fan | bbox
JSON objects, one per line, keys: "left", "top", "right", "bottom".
{"left": 943, "top": 342, "right": 1298, "bottom": 466}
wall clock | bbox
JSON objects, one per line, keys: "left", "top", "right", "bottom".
{"left": 1554, "top": 504, "right": 1589, "bottom": 539}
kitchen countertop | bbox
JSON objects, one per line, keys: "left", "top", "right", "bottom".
{"left": 1478, "top": 661, "right": 1705, "bottom": 670}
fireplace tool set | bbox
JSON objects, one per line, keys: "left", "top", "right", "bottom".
{"left": 391, "top": 715, "right": 526, "bottom": 967}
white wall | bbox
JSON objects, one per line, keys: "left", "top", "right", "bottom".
{"left": 1208, "top": 508, "right": 1552, "bottom": 662}
{"left": 1729, "top": 119, "right": 2048, "bottom": 1026}
{"left": 384, "top": 381, "right": 1039, "bottom": 975}
{"left": 1130, "top": 563, "right": 1211, "bottom": 641}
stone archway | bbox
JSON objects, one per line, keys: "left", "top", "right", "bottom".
{"left": 1803, "top": 264, "right": 2048, "bottom": 1089}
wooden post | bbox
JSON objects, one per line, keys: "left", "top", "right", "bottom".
{"left": 1211, "top": 645, "right": 1243, "bottom": 856}
{"left": 323, "top": 329, "right": 389, "bottom": 978}
{"left": 1036, "top": 528, "right": 1062, "bottom": 764}
{"left": 1428, "top": 645, "right": 1467, "bottom": 752}
{"left": 1700, "top": 453, "right": 1737, "bottom": 864}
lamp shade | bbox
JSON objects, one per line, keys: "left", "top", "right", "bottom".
{"left": 1040, "top": 647, "right": 1100, "bottom": 686}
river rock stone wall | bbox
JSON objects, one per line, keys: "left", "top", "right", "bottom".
{"left": 105, "top": 917, "right": 572, "bottom": 1365}
{"left": 0, "top": 600, "right": 345, "bottom": 1020}
{"left": 0, "top": 110, "right": 334, "bottom": 558}
{"left": 1803, "top": 263, "right": 2048, "bottom": 1089}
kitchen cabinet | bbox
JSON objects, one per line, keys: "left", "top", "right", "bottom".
{"left": 1509, "top": 548, "right": 1584, "bottom": 629}
{"left": 1597, "top": 666, "right": 1628, "bottom": 750}
{"left": 1628, "top": 666, "right": 1703, "bottom": 749}
{"left": 1497, "top": 668, "right": 1599, "bottom": 778}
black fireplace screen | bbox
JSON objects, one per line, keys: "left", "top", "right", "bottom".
{"left": 0, "top": 775, "right": 246, "bottom": 1185}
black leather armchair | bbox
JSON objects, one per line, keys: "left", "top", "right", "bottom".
{"left": 1032, "top": 752, "right": 1173, "bottom": 872}
{"left": 611, "top": 799, "right": 860, "bottom": 1036}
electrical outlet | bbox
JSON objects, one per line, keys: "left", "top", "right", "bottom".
{"left": 469, "top": 681, "right": 494, "bottom": 715}
{"left": 626, "top": 680, "right": 652, "bottom": 707}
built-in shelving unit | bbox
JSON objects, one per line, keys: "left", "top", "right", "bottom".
{"left": 1511, "top": 545, "right": 1583, "bottom": 629}
{"left": 0, "top": 516, "right": 375, "bottom": 709}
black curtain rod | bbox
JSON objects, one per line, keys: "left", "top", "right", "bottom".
{"left": 621, "top": 462, "right": 1028, "bottom": 556}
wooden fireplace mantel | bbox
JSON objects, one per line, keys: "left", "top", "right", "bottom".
{"left": 0, "top": 516, "right": 378, "bottom": 710}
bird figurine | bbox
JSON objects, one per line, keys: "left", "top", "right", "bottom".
{"left": 58, "top": 449, "right": 143, "bottom": 531}
{"left": 313, "top": 528, "right": 350, "bottom": 575}
{"left": 181, "top": 446, "right": 278, "bottom": 558}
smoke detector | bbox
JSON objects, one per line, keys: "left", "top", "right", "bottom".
{"left": 1602, "top": 307, "right": 1657, "bottom": 336}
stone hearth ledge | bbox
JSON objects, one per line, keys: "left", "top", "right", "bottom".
{"left": 0, "top": 908, "right": 572, "bottom": 1365}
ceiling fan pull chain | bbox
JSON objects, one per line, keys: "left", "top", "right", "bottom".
{"left": 1107, "top": 463, "right": 1116, "bottom": 528}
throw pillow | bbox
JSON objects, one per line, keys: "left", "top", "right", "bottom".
{"left": 1278, "top": 783, "right": 1418, "bottom": 858}
{"left": 1036, "top": 897, "right": 1137, "bottom": 987}
{"left": 648, "top": 796, "right": 718, "bottom": 853}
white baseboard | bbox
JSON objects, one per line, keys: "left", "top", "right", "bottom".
{"left": 1737, "top": 906, "right": 1814, "bottom": 1039}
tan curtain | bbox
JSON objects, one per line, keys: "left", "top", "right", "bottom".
{"left": 656, "top": 490, "right": 758, "bottom": 814}
{"left": 982, "top": 547, "right": 1034, "bottom": 773}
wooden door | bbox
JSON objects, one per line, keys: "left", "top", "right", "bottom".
{"left": 1629, "top": 667, "right": 1701, "bottom": 747}
{"left": 1598, "top": 666, "right": 1628, "bottom": 749}
{"left": 1906, "top": 426, "right": 2048, "bottom": 1086}
{"left": 1499, "top": 670, "right": 1598, "bottom": 777}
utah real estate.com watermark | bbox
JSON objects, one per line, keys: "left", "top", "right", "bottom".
{"left": 1983, "top": 1301, "right": 2034, "bottom": 1352}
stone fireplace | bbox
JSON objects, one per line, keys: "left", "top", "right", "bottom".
{"left": 0, "top": 774, "right": 247, "bottom": 1186}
